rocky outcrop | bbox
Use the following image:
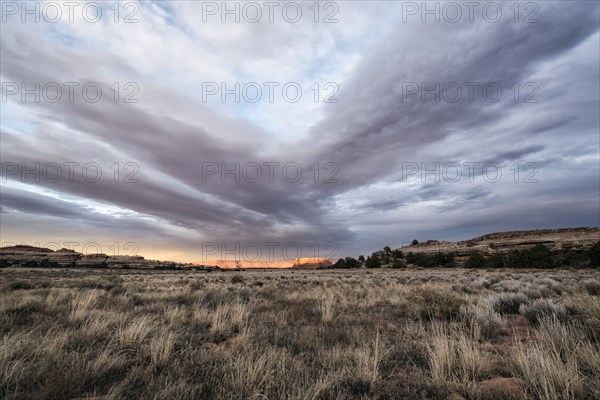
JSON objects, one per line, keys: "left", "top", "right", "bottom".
{"left": 0, "top": 247, "right": 80, "bottom": 268}
{"left": 209, "top": 260, "right": 294, "bottom": 269}
{"left": 292, "top": 258, "right": 333, "bottom": 269}
{"left": 0, "top": 246, "right": 199, "bottom": 270}
{"left": 106, "top": 255, "right": 146, "bottom": 269}
{"left": 401, "top": 227, "right": 600, "bottom": 259}
{"left": 206, "top": 258, "right": 333, "bottom": 269}
{"left": 76, "top": 254, "right": 109, "bottom": 268}
{"left": 0, "top": 245, "right": 331, "bottom": 270}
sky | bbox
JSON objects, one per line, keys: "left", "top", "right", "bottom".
{"left": 1, "top": 0, "right": 599, "bottom": 262}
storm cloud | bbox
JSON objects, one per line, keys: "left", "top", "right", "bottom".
{"left": 1, "top": 1, "right": 598, "bottom": 261}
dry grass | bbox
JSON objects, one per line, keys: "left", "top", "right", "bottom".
{"left": 117, "top": 315, "right": 154, "bottom": 349}
{"left": 0, "top": 267, "right": 599, "bottom": 399}
{"left": 428, "top": 322, "right": 493, "bottom": 386}
{"left": 318, "top": 293, "right": 336, "bottom": 322}
{"left": 511, "top": 316, "right": 594, "bottom": 400}
{"left": 150, "top": 329, "right": 177, "bottom": 370}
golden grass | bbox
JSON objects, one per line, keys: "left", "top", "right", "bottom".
{"left": 0, "top": 267, "right": 599, "bottom": 399}
{"left": 150, "top": 329, "right": 176, "bottom": 370}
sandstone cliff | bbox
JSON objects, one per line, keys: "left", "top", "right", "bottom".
{"left": 401, "top": 227, "right": 600, "bottom": 261}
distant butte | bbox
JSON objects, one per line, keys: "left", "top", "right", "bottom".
{"left": 198, "top": 258, "right": 333, "bottom": 269}
{"left": 401, "top": 227, "right": 600, "bottom": 261}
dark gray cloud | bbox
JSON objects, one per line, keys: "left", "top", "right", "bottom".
{"left": 1, "top": 186, "right": 84, "bottom": 219}
{"left": 493, "top": 146, "right": 545, "bottom": 162}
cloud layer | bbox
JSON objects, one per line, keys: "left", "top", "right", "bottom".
{"left": 1, "top": 1, "right": 599, "bottom": 261}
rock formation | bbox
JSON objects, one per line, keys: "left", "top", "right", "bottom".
{"left": 401, "top": 227, "right": 600, "bottom": 262}
{"left": 0, "top": 246, "right": 334, "bottom": 270}
{"left": 206, "top": 258, "right": 333, "bottom": 269}
{"left": 0, "top": 246, "right": 217, "bottom": 270}
{"left": 208, "top": 260, "right": 294, "bottom": 269}
{"left": 291, "top": 258, "right": 333, "bottom": 269}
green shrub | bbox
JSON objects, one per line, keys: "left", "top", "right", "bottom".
{"left": 485, "top": 253, "right": 505, "bottom": 268}
{"left": 465, "top": 252, "right": 486, "bottom": 269}
{"left": 391, "top": 259, "right": 407, "bottom": 268}
{"left": 554, "top": 250, "right": 587, "bottom": 267}
{"left": 392, "top": 249, "right": 404, "bottom": 259}
{"left": 506, "top": 244, "right": 552, "bottom": 268}
{"left": 365, "top": 256, "right": 381, "bottom": 268}
{"left": 406, "top": 252, "right": 454, "bottom": 268}
{"left": 433, "top": 252, "right": 454, "bottom": 267}
{"left": 590, "top": 241, "right": 600, "bottom": 267}
{"left": 344, "top": 257, "right": 360, "bottom": 268}
{"left": 530, "top": 244, "right": 553, "bottom": 268}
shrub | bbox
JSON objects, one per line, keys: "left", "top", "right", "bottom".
{"left": 433, "top": 252, "right": 454, "bottom": 267}
{"left": 8, "top": 281, "right": 32, "bottom": 290}
{"left": 365, "top": 256, "right": 381, "bottom": 268}
{"left": 459, "top": 301, "right": 503, "bottom": 339}
{"left": 230, "top": 275, "right": 245, "bottom": 284}
{"left": 530, "top": 244, "right": 553, "bottom": 268}
{"left": 583, "top": 279, "right": 600, "bottom": 296}
{"left": 406, "top": 252, "right": 454, "bottom": 268}
{"left": 330, "top": 257, "right": 359, "bottom": 269}
{"left": 407, "top": 252, "right": 433, "bottom": 267}
{"left": 487, "top": 292, "right": 528, "bottom": 315}
{"left": 506, "top": 244, "right": 553, "bottom": 268}
{"left": 519, "top": 299, "right": 567, "bottom": 325}
{"left": 465, "top": 252, "right": 486, "bottom": 269}
{"left": 590, "top": 241, "right": 600, "bottom": 267}
{"left": 554, "top": 250, "right": 587, "bottom": 267}
{"left": 412, "top": 239, "right": 419, "bottom": 246}
{"left": 406, "top": 252, "right": 417, "bottom": 265}
{"left": 391, "top": 249, "right": 404, "bottom": 259}
{"left": 345, "top": 257, "right": 360, "bottom": 269}
{"left": 485, "top": 253, "right": 505, "bottom": 269}
{"left": 410, "top": 288, "right": 466, "bottom": 321}
{"left": 372, "top": 250, "right": 385, "bottom": 259}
